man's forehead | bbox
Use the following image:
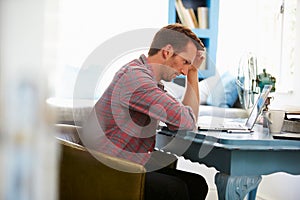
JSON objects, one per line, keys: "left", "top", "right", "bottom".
{"left": 175, "top": 52, "right": 194, "bottom": 64}
{"left": 181, "top": 42, "right": 197, "bottom": 58}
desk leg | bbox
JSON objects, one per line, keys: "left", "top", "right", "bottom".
{"left": 215, "top": 172, "right": 262, "bottom": 200}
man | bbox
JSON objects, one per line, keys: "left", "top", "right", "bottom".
{"left": 92, "top": 24, "right": 208, "bottom": 200}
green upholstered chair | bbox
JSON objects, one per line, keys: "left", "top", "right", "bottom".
{"left": 55, "top": 124, "right": 146, "bottom": 200}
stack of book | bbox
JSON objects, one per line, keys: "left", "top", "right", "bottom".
{"left": 272, "top": 107, "right": 300, "bottom": 141}
{"left": 175, "top": 0, "right": 208, "bottom": 29}
{"left": 282, "top": 111, "right": 300, "bottom": 133}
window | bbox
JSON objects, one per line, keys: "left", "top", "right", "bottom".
{"left": 255, "top": 0, "right": 297, "bottom": 93}
{"left": 217, "top": 0, "right": 297, "bottom": 94}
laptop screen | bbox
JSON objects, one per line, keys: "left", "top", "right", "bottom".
{"left": 245, "top": 85, "right": 273, "bottom": 129}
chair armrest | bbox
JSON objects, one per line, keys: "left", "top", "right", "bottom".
{"left": 55, "top": 124, "right": 82, "bottom": 145}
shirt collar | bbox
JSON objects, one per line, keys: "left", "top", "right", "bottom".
{"left": 139, "top": 54, "right": 165, "bottom": 92}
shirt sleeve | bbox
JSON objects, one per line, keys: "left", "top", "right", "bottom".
{"left": 118, "top": 68, "right": 196, "bottom": 131}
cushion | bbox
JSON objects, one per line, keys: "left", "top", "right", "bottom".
{"left": 47, "top": 97, "right": 94, "bottom": 125}
{"left": 198, "top": 74, "right": 220, "bottom": 105}
{"left": 163, "top": 72, "right": 239, "bottom": 108}
{"left": 163, "top": 77, "right": 218, "bottom": 105}
{"left": 206, "top": 72, "right": 238, "bottom": 108}
{"left": 162, "top": 81, "right": 185, "bottom": 100}
{"left": 199, "top": 105, "right": 248, "bottom": 119}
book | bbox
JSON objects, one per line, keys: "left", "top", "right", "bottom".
{"left": 199, "top": 54, "right": 207, "bottom": 70}
{"left": 175, "top": 0, "right": 187, "bottom": 26}
{"left": 272, "top": 108, "right": 300, "bottom": 140}
{"left": 175, "top": 0, "right": 196, "bottom": 28}
{"left": 281, "top": 111, "right": 300, "bottom": 133}
{"left": 197, "top": 7, "right": 209, "bottom": 29}
{"left": 188, "top": 8, "right": 199, "bottom": 28}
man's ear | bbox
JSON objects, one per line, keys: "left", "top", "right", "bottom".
{"left": 162, "top": 44, "right": 174, "bottom": 59}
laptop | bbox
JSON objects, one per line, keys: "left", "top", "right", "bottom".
{"left": 198, "top": 85, "right": 273, "bottom": 133}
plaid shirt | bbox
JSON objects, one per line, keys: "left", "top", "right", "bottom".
{"left": 94, "top": 55, "right": 196, "bottom": 165}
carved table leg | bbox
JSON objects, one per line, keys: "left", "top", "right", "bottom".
{"left": 215, "top": 172, "right": 262, "bottom": 200}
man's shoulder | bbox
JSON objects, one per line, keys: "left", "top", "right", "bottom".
{"left": 118, "top": 61, "right": 153, "bottom": 78}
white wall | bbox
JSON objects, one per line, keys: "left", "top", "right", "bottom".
{"left": 54, "top": 0, "right": 169, "bottom": 98}
{"left": 216, "top": 0, "right": 259, "bottom": 76}
{"left": 57, "top": 0, "right": 169, "bottom": 69}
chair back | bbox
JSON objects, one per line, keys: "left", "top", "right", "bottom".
{"left": 56, "top": 128, "right": 146, "bottom": 200}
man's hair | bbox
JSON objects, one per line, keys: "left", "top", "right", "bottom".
{"left": 148, "top": 23, "right": 205, "bottom": 56}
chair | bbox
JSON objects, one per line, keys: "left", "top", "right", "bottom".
{"left": 55, "top": 124, "right": 146, "bottom": 200}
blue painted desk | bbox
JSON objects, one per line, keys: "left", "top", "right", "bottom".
{"left": 155, "top": 126, "right": 300, "bottom": 200}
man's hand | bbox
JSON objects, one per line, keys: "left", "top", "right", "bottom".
{"left": 189, "top": 50, "right": 206, "bottom": 72}
{"left": 184, "top": 51, "right": 203, "bottom": 123}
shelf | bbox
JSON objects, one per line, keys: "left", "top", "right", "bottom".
{"left": 192, "top": 28, "right": 210, "bottom": 38}
{"left": 168, "top": 0, "right": 219, "bottom": 80}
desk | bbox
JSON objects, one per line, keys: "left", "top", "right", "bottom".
{"left": 155, "top": 126, "right": 300, "bottom": 200}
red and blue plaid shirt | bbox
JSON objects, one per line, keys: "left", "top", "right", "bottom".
{"left": 94, "top": 55, "right": 196, "bottom": 164}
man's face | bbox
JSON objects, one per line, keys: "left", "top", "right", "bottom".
{"left": 161, "top": 41, "right": 197, "bottom": 82}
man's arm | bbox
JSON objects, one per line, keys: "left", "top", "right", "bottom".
{"left": 182, "top": 68, "right": 199, "bottom": 121}
{"left": 119, "top": 70, "right": 196, "bottom": 130}
{"left": 182, "top": 50, "right": 205, "bottom": 121}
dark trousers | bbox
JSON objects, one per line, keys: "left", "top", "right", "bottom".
{"left": 144, "top": 167, "right": 208, "bottom": 200}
